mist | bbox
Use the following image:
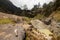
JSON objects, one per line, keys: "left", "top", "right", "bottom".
{"left": 9, "top": 0, "right": 54, "bottom": 10}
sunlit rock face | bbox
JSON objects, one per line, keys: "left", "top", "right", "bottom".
{"left": 26, "top": 28, "right": 55, "bottom": 40}
{"left": 31, "top": 19, "right": 47, "bottom": 29}
{"left": 26, "top": 20, "right": 55, "bottom": 40}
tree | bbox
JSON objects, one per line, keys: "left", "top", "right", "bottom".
{"left": 55, "top": 0, "right": 60, "bottom": 7}
{"left": 43, "top": 2, "right": 54, "bottom": 17}
{"left": 32, "top": 5, "right": 38, "bottom": 11}
{"left": 23, "top": 5, "right": 28, "bottom": 10}
{"left": 43, "top": 3, "right": 47, "bottom": 8}
{"left": 53, "top": 0, "right": 60, "bottom": 10}
{"left": 37, "top": 2, "right": 41, "bottom": 8}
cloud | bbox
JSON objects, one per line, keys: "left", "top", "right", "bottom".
{"left": 9, "top": 0, "right": 53, "bottom": 9}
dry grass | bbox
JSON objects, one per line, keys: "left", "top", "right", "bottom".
{"left": 53, "top": 11, "right": 60, "bottom": 22}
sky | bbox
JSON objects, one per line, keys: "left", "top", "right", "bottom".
{"left": 9, "top": 0, "right": 53, "bottom": 10}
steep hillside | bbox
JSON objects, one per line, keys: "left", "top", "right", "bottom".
{"left": 50, "top": 10, "right": 60, "bottom": 22}
{"left": 0, "top": 0, "right": 21, "bottom": 13}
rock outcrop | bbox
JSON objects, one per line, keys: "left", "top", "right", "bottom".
{"left": 0, "top": 24, "right": 25, "bottom": 40}
{"left": 26, "top": 19, "right": 56, "bottom": 40}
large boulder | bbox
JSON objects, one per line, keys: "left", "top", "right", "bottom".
{"left": 0, "top": 24, "right": 25, "bottom": 40}
{"left": 26, "top": 28, "right": 55, "bottom": 40}
{"left": 31, "top": 19, "right": 47, "bottom": 29}
{"left": 26, "top": 19, "right": 56, "bottom": 40}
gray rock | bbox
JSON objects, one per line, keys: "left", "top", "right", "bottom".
{"left": 0, "top": 24, "right": 25, "bottom": 40}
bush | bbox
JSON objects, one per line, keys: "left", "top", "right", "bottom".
{"left": 33, "top": 14, "right": 44, "bottom": 19}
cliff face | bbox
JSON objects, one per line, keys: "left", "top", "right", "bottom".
{"left": 0, "top": 0, "right": 21, "bottom": 13}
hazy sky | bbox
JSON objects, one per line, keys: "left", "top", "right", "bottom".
{"left": 9, "top": 0, "right": 53, "bottom": 9}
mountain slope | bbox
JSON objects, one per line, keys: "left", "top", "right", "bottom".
{"left": 0, "top": 0, "right": 21, "bottom": 13}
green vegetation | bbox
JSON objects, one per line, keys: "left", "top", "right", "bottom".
{"left": 53, "top": 11, "right": 60, "bottom": 22}
{"left": 33, "top": 14, "right": 44, "bottom": 19}
{"left": 23, "top": 17, "right": 32, "bottom": 23}
{"left": 0, "top": 0, "right": 60, "bottom": 18}
{"left": 0, "top": 18, "right": 14, "bottom": 24}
